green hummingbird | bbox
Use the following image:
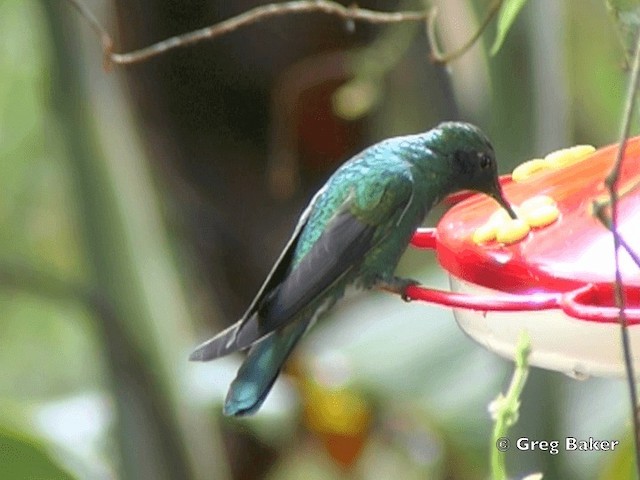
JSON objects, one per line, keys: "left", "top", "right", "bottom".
{"left": 190, "top": 121, "right": 516, "bottom": 416}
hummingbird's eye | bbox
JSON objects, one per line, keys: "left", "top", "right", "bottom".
{"left": 479, "top": 153, "right": 492, "bottom": 169}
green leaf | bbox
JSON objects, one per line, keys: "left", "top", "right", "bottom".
{"left": 607, "top": 0, "right": 640, "bottom": 11}
{"left": 606, "top": 0, "right": 640, "bottom": 60}
{"left": 0, "top": 426, "right": 76, "bottom": 479}
{"left": 490, "top": 0, "right": 530, "bottom": 55}
{"left": 598, "top": 429, "right": 636, "bottom": 480}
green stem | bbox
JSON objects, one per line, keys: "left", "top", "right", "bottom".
{"left": 490, "top": 331, "right": 532, "bottom": 480}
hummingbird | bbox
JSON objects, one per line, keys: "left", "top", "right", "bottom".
{"left": 190, "top": 121, "right": 516, "bottom": 416}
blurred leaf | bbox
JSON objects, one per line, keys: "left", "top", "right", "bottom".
{"left": 0, "top": 425, "right": 75, "bottom": 480}
{"left": 606, "top": 0, "right": 640, "bottom": 60}
{"left": 598, "top": 430, "right": 635, "bottom": 480}
{"left": 566, "top": 1, "right": 625, "bottom": 145}
{"left": 0, "top": 294, "right": 102, "bottom": 398}
{"left": 607, "top": 0, "right": 640, "bottom": 13}
{"left": 490, "top": 0, "right": 530, "bottom": 55}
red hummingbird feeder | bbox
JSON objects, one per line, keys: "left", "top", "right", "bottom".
{"left": 407, "top": 136, "right": 640, "bottom": 379}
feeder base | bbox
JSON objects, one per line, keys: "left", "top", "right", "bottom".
{"left": 449, "top": 276, "right": 640, "bottom": 379}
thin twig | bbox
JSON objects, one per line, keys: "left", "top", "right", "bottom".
{"left": 593, "top": 174, "right": 640, "bottom": 212}
{"left": 65, "top": 0, "right": 429, "bottom": 69}
{"left": 619, "top": 236, "right": 640, "bottom": 270}
{"left": 65, "top": 0, "right": 114, "bottom": 70}
{"left": 593, "top": 206, "right": 640, "bottom": 269}
{"left": 427, "top": 0, "right": 503, "bottom": 65}
{"left": 592, "top": 27, "right": 640, "bottom": 471}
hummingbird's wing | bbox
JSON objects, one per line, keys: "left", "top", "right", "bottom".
{"left": 189, "top": 200, "right": 315, "bottom": 361}
{"left": 190, "top": 171, "right": 414, "bottom": 362}
{"left": 232, "top": 172, "right": 415, "bottom": 349}
{"left": 253, "top": 209, "right": 377, "bottom": 323}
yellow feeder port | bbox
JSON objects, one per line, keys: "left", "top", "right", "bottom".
{"left": 511, "top": 145, "right": 595, "bottom": 182}
{"left": 522, "top": 203, "right": 560, "bottom": 228}
{"left": 512, "top": 158, "right": 548, "bottom": 182}
{"left": 496, "top": 218, "right": 531, "bottom": 244}
{"left": 472, "top": 195, "right": 559, "bottom": 245}
{"left": 545, "top": 145, "right": 595, "bottom": 169}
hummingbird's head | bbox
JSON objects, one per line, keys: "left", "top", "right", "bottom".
{"left": 429, "top": 122, "right": 517, "bottom": 219}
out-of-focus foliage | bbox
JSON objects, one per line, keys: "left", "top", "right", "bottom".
{"left": 0, "top": 426, "right": 75, "bottom": 480}
{"left": 0, "top": 1, "right": 108, "bottom": 476}
{"left": 491, "top": 0, "right": 530, "bottom": 55}
{"left": 607, "top": 0, "right": 640, "bottom": 58}
{"left": 0, "top": 0, "right": 637, "bottom": 479}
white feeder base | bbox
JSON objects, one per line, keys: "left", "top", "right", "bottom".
{"left": 449, "top": 276, "right": 640, "bottom": 379}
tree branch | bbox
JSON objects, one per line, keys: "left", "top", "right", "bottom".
{"left": 592, "top": 206, "right": 640, "bottom": 270}
{"left": 65, "top": 0, "right": 430, "bottom": 69}
{"left": 427, "top": 0, "right": 503, "bottom": 65}
{"left": 591, "top": 25, "right": 640, "bottom": 471}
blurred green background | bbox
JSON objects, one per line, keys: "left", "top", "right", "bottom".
{"left": 0, "top": 0, "right": 637, "bottom": 478}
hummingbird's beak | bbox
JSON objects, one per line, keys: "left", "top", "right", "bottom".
{"left": 490, "top": 182, "right": 517, "bottom": 219}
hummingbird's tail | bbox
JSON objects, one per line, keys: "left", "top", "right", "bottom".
{"left": 223, "top": 317, "right": 312, "bottom": 416}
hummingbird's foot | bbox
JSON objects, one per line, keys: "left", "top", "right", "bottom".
{"left": 375, "top": 276, "right": 420, "bottom": 302}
